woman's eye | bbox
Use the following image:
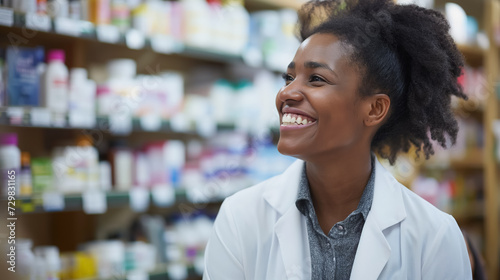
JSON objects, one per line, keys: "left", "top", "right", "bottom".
{"left": 282, "top": 73, "right": 294, "bottom": 85}
{"left": 310, "top": 75, "right": 325, "bottom": 83}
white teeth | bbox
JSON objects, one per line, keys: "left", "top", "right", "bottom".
{"left": 281, "top": 113, "right": 315, "bottom": 126}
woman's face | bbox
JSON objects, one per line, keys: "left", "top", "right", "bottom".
{"left": 276, "top": 33, "right": 369, "bottom": 161}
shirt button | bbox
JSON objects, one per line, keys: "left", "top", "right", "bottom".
{"left": 337, "top": 225, "right": 344, "bottom": 231}
{"left": 325, "top": 242, "right": 331, "bottom": 248}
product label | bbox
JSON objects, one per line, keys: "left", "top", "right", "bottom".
{"left": 54, "top": 17, "right": 81, "bottom": 37}
{"left": 25, "top": 12, "right": 51, "bottom": 32}
{"left": 96, "top": 25, "right": 120, "bottom": 43}
{"left": 7, "top": 47, "right": 44, "bottom": 106}
{"left": 47, "top": 78, "right": 68, "bottom": 112}
{"left": 125, "top": 29, "right": 145, "bottom": 50}
{"left": 42, "top": 191, "right": 65, "bottom": 211}
{"left": 0, "top": 7, "right": 14, "bottom": 27}
{"left": 129, "top": 188, "right": 150, "bottom": 212}
{"left": 31, "top": 158, "right": 53, "bottom": 194}
{"left": 151, "top": 185, "right": 175, "bottom": 207}
{"left": 82, "top": 189, "right": 107, "bottom": 214}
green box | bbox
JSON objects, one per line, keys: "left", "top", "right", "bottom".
{"left": 31, "top": 157, "right": 53, "bottom": 194}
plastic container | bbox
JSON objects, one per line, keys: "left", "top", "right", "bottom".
{"left": 0, "top": 57, "right": 4, "bottom": 107}
{"left": 45, "top": 49, "right": 69, "bottom": 126}
{"left": 145, "top": 142, "right": 167, "bottom": 188}
{"left": 69, "top": 0, "right": 82, "bottom": 20}
{"left": 111, "top": 0, "right": 130, "bottom": 31}
{"left": 109, "top": 139, "right": 133, "bottom": 190}
{"left": 85, "top": 240, "right": 125, "bottom": 278}
{"left": 14, "top": 0, "right": 36, "bottom": 13}
{"left": 48, "top": 0, "right": 69, "bottom": 17}
{"left": 60, "top": 252, "right": 97, "bottom": 279}
{"left": 134, "top": 151, "right": 149, "bottom": 188}
{"left": 163, "top": 140, "right": 186, "bottom": 188}
{"left": 20, "top": 152, "right": 33, "bottom": 196}
{"left": 0, "top": 133, "right": 21, "bottom": 197}
{"left": 89, "top": 0, "right": 110, "bottom": 25}
{"left": 99, "top": 161, "right": 112, "bottom": 191}
{"left": 96, "top": 85, "right": 114, "bottom": 116}
{"left": 68, "top": 68, "right": 96, "bottom": 127}
{"left": 34, "top": 246, "right": 62, "bottom": 280}
{"left": 224, "top": 0, "right": 249, "bottom": 54}
{"left": 17, "top": 239, "right": 36, "bottom": 280}
{"left": 37, "top": 0, "right": 48, "bottom": 14}
{"left": 182, "top": 0, "right": 211, "bottom": 48}
{"left": 77, "top": 136, "right": 99, "bottom": 190}
{"left": 52, "top": 137, "right": 99, "bottom": 193}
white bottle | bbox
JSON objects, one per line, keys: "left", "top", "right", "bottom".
{"left": 68, "top": 68, "right": 96, "bottom": 127}
{"left": 45, "top": 49, "right": 69, "bottom": 126}
{"left": 17, "top": 239, "right": 36, "bottom": 280}
{"left": 99, "top": 161, "right": 112, "bottom": 191}
{"left": 13, "top": 0, "right": 36, "bottom": 13}
{"left": 182, "top": 0, "right": 211, "bottom": 48}
{"left": 34, "top": 246, "right": 61, "bottom": 280}
{"left": 48, "top": 0, "right": 69, "bottom": 18}
{"left": 224, "top": 0, "right": 249, "bottom": 54}
{"left": 0, "top": 133, "right": 21, "bottom": 197}
{"left": 106, "top": 59, "right": 137, "bottom": 126}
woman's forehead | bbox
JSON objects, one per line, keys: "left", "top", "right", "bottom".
{"left": 293, "top": 33, "right": 353, "bottom": 68}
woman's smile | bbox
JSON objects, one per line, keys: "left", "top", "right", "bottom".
{"left": 280, "top": 106, "right": 318, "bottom": 130}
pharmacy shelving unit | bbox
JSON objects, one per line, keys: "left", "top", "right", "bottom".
{"left": 0, "top": 0, "right": 499, "bottom": 279}
{"left": 483, "top": 1, "right": 500, "bottom": 279}
{"left": 0, "top": 2, "right": 292, "bottom": 280}
{"left": 402, "top": 1, "right": 500, "bottom": 278}
{"left": 391, "top": 0, "right": 500, "bottom": 278}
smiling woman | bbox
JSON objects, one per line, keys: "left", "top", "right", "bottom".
{"left": 203, "top": 0, "right": 472, "bottom": 279}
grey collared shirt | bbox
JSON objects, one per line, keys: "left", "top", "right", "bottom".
{"left": 295, "top": 158, "right": 375, "bottom": 279}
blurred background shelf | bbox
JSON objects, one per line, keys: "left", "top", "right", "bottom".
{"left": 13, "top": 188, "right": 224, "bottom": 214}
{"left": 422, "top": 148, "right": 484, "bottom": 170}
{"left": 0, "top": 0, "right": 498, "bottom": 279}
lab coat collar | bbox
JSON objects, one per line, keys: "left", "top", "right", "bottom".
{"left": 263, "top": 157, "right": 407, "bottom": 279}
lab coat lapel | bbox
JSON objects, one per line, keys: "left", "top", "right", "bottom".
{"left": 275, "top": 204, "right": 311, "bottom": 279}
{"left": 350, "top": 159, "right": 407, "bottom": 280}
{"left": 264, "top": 160, "right": 311, "bottom": 279}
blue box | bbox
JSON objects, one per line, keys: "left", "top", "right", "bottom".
{"left": 6, "top": 46, "right": 44, "bottom": 106}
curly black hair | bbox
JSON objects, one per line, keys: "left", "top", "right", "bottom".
{"left": 297, "top": 0, "right": 468, "bottom": 164}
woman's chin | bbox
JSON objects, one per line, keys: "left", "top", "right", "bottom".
{"left": 277, "top": 141, "right": 304, "bottom": 158}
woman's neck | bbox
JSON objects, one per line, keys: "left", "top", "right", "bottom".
{"left": 305, "top": 148, "right": 373, "bottom": 233}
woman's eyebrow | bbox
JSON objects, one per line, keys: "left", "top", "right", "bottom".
{"left": 304, "top": 61, "right": 338, "bottom": 77}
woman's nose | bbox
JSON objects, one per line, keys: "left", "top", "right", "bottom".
{"left": 277, "top": 81, "right": 304, "bottom": 103}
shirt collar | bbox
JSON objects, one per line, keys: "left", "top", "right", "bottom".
{"left": 295, "top": 155, "right": 376, "bottom": 220}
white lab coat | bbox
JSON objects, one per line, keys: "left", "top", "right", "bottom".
{"left": 203, "top": 158, "right": 472, "bottom": 280}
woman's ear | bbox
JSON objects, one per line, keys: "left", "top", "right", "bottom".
{"left": 364, "top": 94, "right": 390, "bottom": 127}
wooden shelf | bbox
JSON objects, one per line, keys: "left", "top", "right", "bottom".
{"left": 77, "top": 265, "right": 201, "bottom": 280}
{"left": 246, "top": 0, "right": 305, "bottom": 11}
{"left": 13, "top": 189, "right": 223, "bottom": 214}
{"left": 0, "top": 109, "right": 258, "bottom": 137}
{"left": 453, "top": 98, "right": 485, "bottom": 117}
{"left": 457, "top": 43, "right": 485, "bottom": 67}
{"left": 422, "top": 149, "right": 484, "bottom": 170}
